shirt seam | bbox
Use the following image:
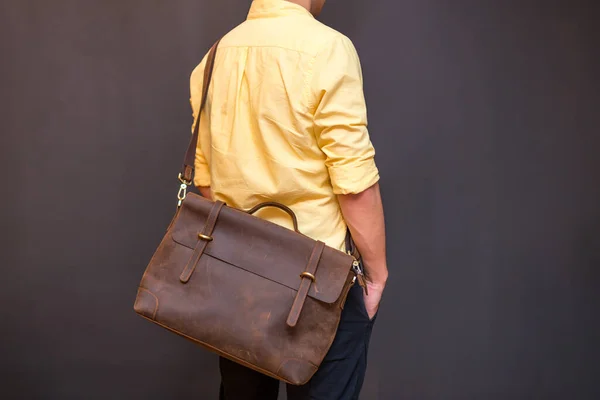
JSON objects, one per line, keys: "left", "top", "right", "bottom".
{"left": 303, "top": 53, "right": 318, "bottom": 115}
{"left": 305, "top": 37, "right": 339, "bottom": 134}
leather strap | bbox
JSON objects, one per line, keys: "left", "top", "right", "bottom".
{"left": 181, "top": 40, "right": 221, "bottom": 183}
{"left": 286, "top": 241, "right": 326, "bottom": 327}
{"left": 179, "top": 200, "right": 225, "bottom": 283}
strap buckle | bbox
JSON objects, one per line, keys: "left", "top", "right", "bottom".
{"left": 300, "top": 271, "right": 316, "bottom": 282}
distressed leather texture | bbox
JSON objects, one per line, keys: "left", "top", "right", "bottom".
{"left": 134, "top": 193, "right": 356, "bottom": 385}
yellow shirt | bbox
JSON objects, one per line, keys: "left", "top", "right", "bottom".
{"left": 189, "top": 0, "right": 379, "bottom": 251}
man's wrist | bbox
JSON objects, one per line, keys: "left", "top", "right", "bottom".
{"left": 366, "top": 271, "right": 388, "bottom": 289}
{"left": 361, "top": 259, "right": 388, "bottom": 287}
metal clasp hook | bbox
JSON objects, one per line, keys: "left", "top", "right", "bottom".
{"left": 177, "top": 173, "right": 192, "bottom": 207}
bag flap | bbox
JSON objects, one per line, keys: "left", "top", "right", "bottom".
{"left": 170, "top": 193, "right": 353, "bottom": 304}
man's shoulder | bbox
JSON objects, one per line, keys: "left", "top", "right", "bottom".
{"left": 307, "top": 18, "right": 347, "bottom": 39}
{"left": 302, "top": 19, "right": 355, "bottom": 53}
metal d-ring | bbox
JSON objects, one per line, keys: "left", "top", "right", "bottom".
{"left": 178, "top": 173, "right": 192, "bottom": 186}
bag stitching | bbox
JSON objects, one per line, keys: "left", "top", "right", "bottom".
{"left": 137, "top": 287, "right": 159, "bottom": 320}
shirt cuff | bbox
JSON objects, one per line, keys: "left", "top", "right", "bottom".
{"left": 328, "top": 158, "right": 380, "bottom": 195}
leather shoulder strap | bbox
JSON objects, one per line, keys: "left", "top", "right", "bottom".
{"left": 181, "top": 40, "right": 220, "bottom": 183}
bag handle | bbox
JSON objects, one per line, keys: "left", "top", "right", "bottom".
{"left": 246, "top": 202, "right": 300, "bottom": 233}
{"left": 180, "top": 40, "right": 221, "bottom": 184}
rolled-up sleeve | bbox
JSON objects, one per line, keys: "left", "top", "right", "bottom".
{"left": 189, "top": 54, "right": 211, "bottom": 188}
{"left": 311, "top": 35, "right": 380, "bottom": 195}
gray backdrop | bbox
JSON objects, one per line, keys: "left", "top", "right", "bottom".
{"left": 1, "top": 1, "right": 599, "bottom": 399}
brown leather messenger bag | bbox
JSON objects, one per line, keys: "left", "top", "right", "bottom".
{"left": 133, "top": 41, "right": 366, "bottom": 385}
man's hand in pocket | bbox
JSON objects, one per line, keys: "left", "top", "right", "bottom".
{"left": 363, "top": 281, "right": 385, "bottom": 320}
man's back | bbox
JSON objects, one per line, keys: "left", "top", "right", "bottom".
{"left": 190, "top": 0, "right": 379, "bottom": 250}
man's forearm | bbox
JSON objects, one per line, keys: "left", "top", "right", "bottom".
{"left": 337, "top": 182, "right": 388, "bottom": 286}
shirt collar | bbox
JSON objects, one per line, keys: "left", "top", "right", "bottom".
{"left": 247, "top": 0, "right": 314, "bottom": 20}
